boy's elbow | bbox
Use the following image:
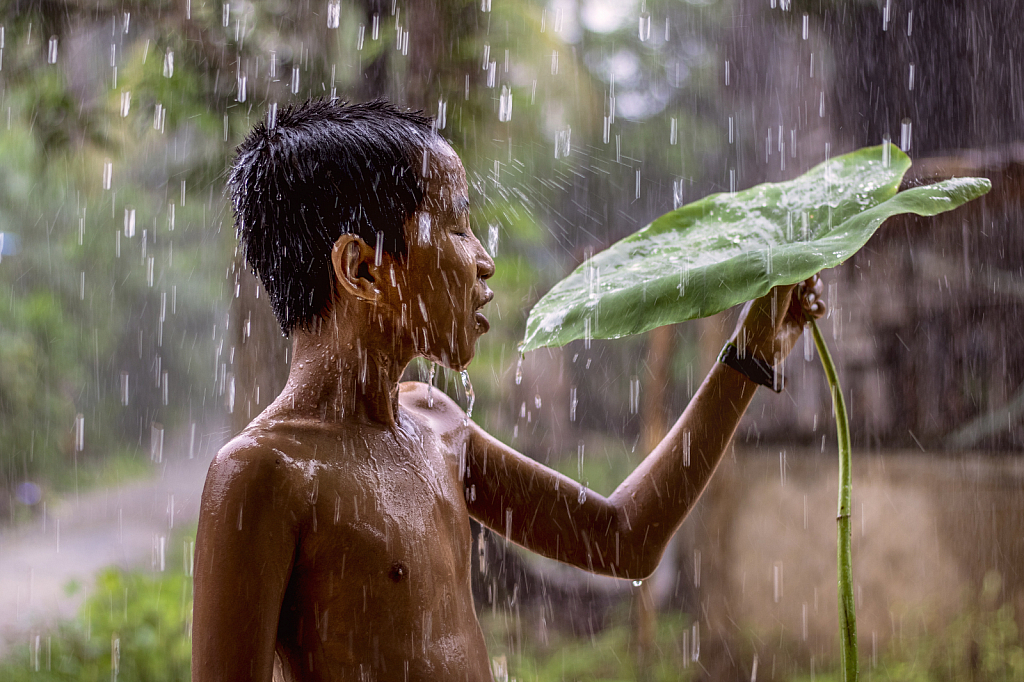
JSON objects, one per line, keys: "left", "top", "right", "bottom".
{"left": 604, "top": 522, "right": 666, "bottom": 580}
{"left": 617, "top": 553, "right": 661, "bottom": 581}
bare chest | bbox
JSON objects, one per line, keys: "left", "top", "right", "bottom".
{"left": 282, "top": 437, "right": 474, "bottom": 616}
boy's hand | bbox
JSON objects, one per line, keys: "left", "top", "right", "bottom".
{"left": 731, "top": 275, "right": 825, "bottom": 366}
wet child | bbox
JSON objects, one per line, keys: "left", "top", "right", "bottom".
{"left": 191, "top": 99, "right": 823, "bottom": 681}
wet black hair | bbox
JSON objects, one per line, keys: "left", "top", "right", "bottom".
{"left": 229, "top": 98, "right": 438, "bottom": 335}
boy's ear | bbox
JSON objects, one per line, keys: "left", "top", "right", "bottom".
{"left": 331, "top": 234, "right": 380, "bottom": 303}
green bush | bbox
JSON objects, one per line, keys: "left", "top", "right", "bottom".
{"left": 0, "top": 538, "right": 194, "bottom": 682}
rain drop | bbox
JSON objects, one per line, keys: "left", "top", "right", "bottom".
{"left": 327, "top": 0, "right": 340, "bottom": 29}
{"left": 153, "top": 103, "right": 165, "bottom": 132}
{"left": 498, "top": 85, "right": 512, "bottom": 122}
{"left": 900, "top": 118, "right": 912, "bottom": 152}
{"left": 291, "top": 66, "right": 300, "bottom": 94}
{"left": 102, "top": 160, "right": 112, "bottom": 190}
{"left": 47, "top": 36, "right": 57, "bottom": 64}
{"left": 436, "top": 97, "right": 447, "bottom": 129}
{"left": 515, "top": 354, "right": 523, "bottom": 385}
{"left": 120, "top": 90, "right": 131, "bottom": 117}
{"left": 487, "top": 223, "right": 499, "bottom": 256}
{"left": 123, "top": 208, "right": 135, "bottom": 237}
{"left": 162, "top": 49, "right": 173, "bottom": 78}
{"left": 554, "top": 126, "right": 571, "bottom": 159}
{"left": 638, "top": 11, "right": 651, "bottom": 41}
{"left": 74, "top": 413, "right": 85, "bottom": 452}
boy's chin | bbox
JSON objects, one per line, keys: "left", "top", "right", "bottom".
{"left": 423, "top": 347, "right": 475, "bottom": 372}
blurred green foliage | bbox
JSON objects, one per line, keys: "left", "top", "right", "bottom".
{"left": 0, "top": 532, "right": 195, "bottom": 682}
{"left": 790, "top": 604, "right": 1024, "bottom": 682}
{"left": 483, "top": 611, "right": 698, "bottom": 682}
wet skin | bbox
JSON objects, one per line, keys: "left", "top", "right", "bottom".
{"left": 192, "top": 141, "right": 824, "bottom": 682}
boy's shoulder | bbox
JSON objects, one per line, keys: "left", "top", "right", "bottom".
{"left": 205, "top": 423, "right": 318, "bottom": 498}
{"left": 399, "top": 380, "right": 469, "bottom": 430}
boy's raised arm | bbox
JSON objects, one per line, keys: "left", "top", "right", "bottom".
{"left": 465, "top": 280, "right": 821, "bottom": 579}
{"left": 192, "top": 440, "right": 299, "bottom": 682}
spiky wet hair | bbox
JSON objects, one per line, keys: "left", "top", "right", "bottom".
{"left": 229, "top": 99, "right": 438, "bottom": 335}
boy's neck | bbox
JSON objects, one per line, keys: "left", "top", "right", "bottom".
{"left": 278, "top": 308, "right": 411, "bottom": 429}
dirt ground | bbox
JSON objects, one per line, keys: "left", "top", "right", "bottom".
{"left": 0, "top": 447, "right": 215, "bottom": 655}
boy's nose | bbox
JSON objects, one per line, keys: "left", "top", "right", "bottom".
{"left": 477, "top": 247, "right": 495, "bottom": 280}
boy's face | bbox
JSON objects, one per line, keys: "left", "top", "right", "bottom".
{"left": 385, "top": 140, "right": 494, "bottom": 371}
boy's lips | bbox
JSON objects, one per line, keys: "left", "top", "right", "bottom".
{"left": 473, "top": 289, "right": 494, "bottom": 331}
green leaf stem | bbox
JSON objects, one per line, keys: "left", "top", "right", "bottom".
{"left": 811, "top": 318, "right": 858, "bottom": 682}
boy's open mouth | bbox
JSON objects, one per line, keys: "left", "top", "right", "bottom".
{"left": 474, "top": 290, "right": 494, "bottom": 331}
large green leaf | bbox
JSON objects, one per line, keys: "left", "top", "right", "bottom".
{"left": 521, "top": 145, "right": 991, "bottom": 352}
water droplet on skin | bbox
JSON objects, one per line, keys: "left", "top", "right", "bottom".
{"left": 427, "top": 364, "right": 436, "bottom": 408}
{"left": 633, "top": 580, "right": 643, "bottom": 587}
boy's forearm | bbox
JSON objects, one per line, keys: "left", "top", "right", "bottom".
{"left": 608, "top": 360, "right": 758, "bottom": 575}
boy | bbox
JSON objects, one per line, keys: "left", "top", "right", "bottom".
{"left": 192, "top": 99, "right": 823, "bottom": 681}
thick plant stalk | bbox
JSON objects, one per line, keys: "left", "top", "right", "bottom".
{"left": 810, "top": 319, "right": 858, "bottom": 682}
